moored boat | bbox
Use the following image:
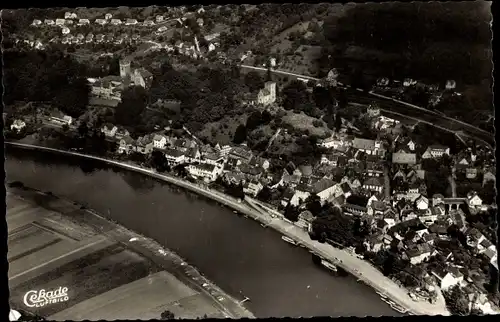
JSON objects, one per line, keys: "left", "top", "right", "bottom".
{"left": 321, "top": 259, "right": 337, "bottom": 272}
{"left": 281, "top": 235, "right": 298, "bottom": 245}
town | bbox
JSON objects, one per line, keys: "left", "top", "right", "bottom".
{"left": 2, "top": 3, "right": 496, "bottom": 318}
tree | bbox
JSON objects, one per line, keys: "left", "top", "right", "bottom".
{"left": 282, "top": 80, "right": 308, "bottom": 111}
{"left": 284, "top": 204, "right": 300, "bottom": 222}
{"left": 337, "top": 89, "right": 348, "bottom": 109}
{"left": 160, "top": 310, "right": 175, "bottom": 320}
{"left": 257, "top": 186, "right": 273, "bottom": 202}
{"left": 334, "top": 113, "right": 342, "bottom": 132}
{"left": 233, "top": 124, "right": 247, "bottom": 144}
{"left": 244, "top": 71, "right": 265, "bottom": 92}
{"left": 444, "top": 286, "right": 470, "bottom": 315}
{"left": 77, "top": 122, "right": 89, "bottom": 138}
{"left": 150, "top": 150, "right": 169, "bottom": 172}
{"left": 114, "top": 86, "right": 147, "bottom": 127}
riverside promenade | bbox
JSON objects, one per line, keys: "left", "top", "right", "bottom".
{"left": 6, "top": 142, "right": 450, "bottom": 316}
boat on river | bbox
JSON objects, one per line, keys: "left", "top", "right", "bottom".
{"left": 390, "top": 302, "right": 407, "bottom": 314}
{"left": 281, "top": 235, "right": 298, "bottom": 245}
{"left": 321, "top": 259, "right": 337, "bottom": 272}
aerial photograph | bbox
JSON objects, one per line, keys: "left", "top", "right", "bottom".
{"left": 2, "top": 2, "right": 496, "bottom": 321}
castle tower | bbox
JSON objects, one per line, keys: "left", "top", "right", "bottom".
{"left": 119, "top": 58, "right": 131, "bottom": 79}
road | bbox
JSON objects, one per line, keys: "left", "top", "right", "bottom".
{"left": 6, "top": 142, "right": 449, "bottom": 317}
{"left": 239, "top": 64, "right": 494, "bottom": 148}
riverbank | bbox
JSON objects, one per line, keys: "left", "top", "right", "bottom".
{"left": 6, "top": 142, "right": 450, "bottom": 316}
{"left": 6, "top": 183, "right": 255, "bottom": 320}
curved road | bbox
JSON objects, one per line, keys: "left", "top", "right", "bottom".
{"left": 6, "top": 142, "right": 449, "bottom": 316}
{"left": 239, "top": 64, "right": 494, "bottom": 147}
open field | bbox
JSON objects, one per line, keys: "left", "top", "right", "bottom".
{"left": 199, "top": 114, "right": 248, "bottom": 145}
{"left": 50, "top": 271, "right": 225, "bottom": 320}
{"left": 7, "top": 189, "right": 252, "bottom": 320}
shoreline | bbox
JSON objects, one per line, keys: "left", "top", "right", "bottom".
{"left": 7, "top": 185, "right": 255, "bottom": 320}
{"left": 5, "top": 142, "right": 450, "bottom": 316}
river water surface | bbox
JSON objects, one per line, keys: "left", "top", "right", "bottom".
{"left": 6, "top": 147, "right": 401, "bottom": 318}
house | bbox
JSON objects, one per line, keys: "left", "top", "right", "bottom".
{"left": 31, "top": 19, "right": 42, "bottom": 26}
{"left": 75, "top": 33, "right": 85, "bottom": 42}
{"left": 426, "top": 145, "right": 450, "bottom": 158}
{"left": 132, "top": 68, "right": 153, "bottom": 88}
{"left": 153, "top": 134, "right": 167, "bottom": 149}
{"left": 224, "top": 171, "right": 245, "bottom": 186}
{"left": 366, "top": 104, "right": 380, "bottom": 118}
{"left": 366, "top": 161, "right": 384, "bottom": 177}
{"left": 110, "top": 19, "right": 122, "bottom": 25}
{"left": 404, "top": 243, "right": 433, "bottom": 265}
{"left": 125, "top": 19, "right": 138, "bottom": 25}
{"left": 445, "top": 80, "right": 457, "bottom": 90}
{"left": 101, "top": 123, "right": 118, "bottom": 137}
{"left": 95, "top": 18, "right": 107, "bottom": 25}
{"left": 95, "top": 34, "right": 105, "bottom": 43}
{"left": 55, "top": 19, "right": 66, "bottom": 26}
{"left": 178, "top": 145, "right": 197, "bottom": 162}
{"left": 464, "top": 228, "right": 485, "bottom": 248}
{"left": 363, "top": 177, "right": 384, "bottom": 193}
{"left": 164, "top": 148, "right": 186, "bottom": 165}
{"left": 296, "top": 211, "right": 315, "bottom": 232}
{"left": 467, "top": 191, "right": 483, "bottom": 208}
{"left": 118, "top": 136, "right": 135, "bottom": 154}
{"left": 85, "top": 33, "right": 94, "bottom": 43}
{"left": 156, "top": 15, "right": 164, "bottom": 23}
{"left": 367, "top": 200, "right": 386, "bottom": 215}
{"left": 418, "top": 208, "right": 437, "bottom": 225}
{"left": 414, "top": 195, "right": 429, "bottom": 210}
{"left": 431, "top": 266, "right": 463, "bottom": 291}
{"left": 352, "top": 138, "right": 384, "bottom": 156}
{"left": 290, "top": 186, "right": 312, "bottom": 207}
{"left": 78, "top": 19, "right": 90, "bottom": 25}
{"left": 114, "top": 127, "right": 129, "bottom": 140}
{"left": 342, "top": 203, "right": 367, "bottom": 216}
{"left": 482, "top": 169, "right": 496, "bottom": 186}
{"left": 312, "top": 178, "right": 337, "bottom": 202}
{"left": 228, "top": 146, "right": 253, "bottom": 164}
{"left": 105, "top": 13, "right": 113, "bottom": 20}
{"left": 187, "top": 163, "right": 221, "bottom": 182}
{"left": 9, "top": 119, "right": 26, "bottom": 132}
{"left": 465, "top": 167, "right": 478, "bottom": 179}
{"left": 143, "top": 19, "right": 155, "bottom": 26}
{"left": 44, "top": 19, "right": 55, "bottom": 25}
{"left": 49, "top": 111, "right": 72, "bottom": 125}
{"left": 392, "top": 152, "right": 417, "bottom": 165}
{"left": 249, "top": 156, "right": 270, "bottom": 171}
{"left": 135, "top": 135, "right": 154, "bottom": 154}
{"left": 243, "top": 180, "right": 263, "bottom": 197}
{"left": 364, "top": 232, "right": 385, "bottom": 253}
{"left": 61, "top": 27, "right": 70, "bottom": 35}
{"left": 64, "top": 12, "right": 77, "bottom": 19}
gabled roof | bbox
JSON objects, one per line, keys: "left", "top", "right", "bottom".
{"left": 164, "top": 148, "right": 185, "bottom": 157}
{"left": 352, "top": 138, "right": 376, "bottom": 151}
{"left": 363, "top": 177, "right": 383, "bottom": 187}
{"left": 312, "top": 178, "right": 336, "bottom": 194}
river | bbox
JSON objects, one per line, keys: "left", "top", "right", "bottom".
{"left": 5, "top": 147, "right": 402, "bottom": 318}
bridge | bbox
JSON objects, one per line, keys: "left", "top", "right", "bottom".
{"left": 442, "top": 198, "right": 468, "bottom": 211}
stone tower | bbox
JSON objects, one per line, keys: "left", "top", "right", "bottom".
{"left": 119, "top": 58, "right": 131, "bottom": 79}
{"left": 265, "top": 81, "right": 276, "bottom": 103}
